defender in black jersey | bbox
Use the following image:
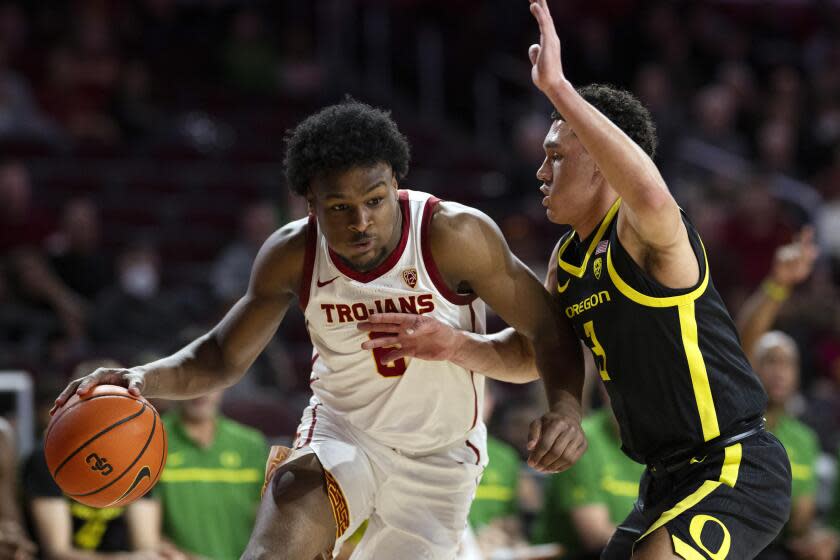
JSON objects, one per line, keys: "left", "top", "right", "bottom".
{"left": 362, "top": 1, "right": 791, "bottom": 557}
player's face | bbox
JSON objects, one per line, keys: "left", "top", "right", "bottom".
{"left": 536, "top": 120, "right": 599, "bottom": 225}
{"left": 756, "top": 346, "right": 798, "bottom": 406}
{"left": 308, "top": 162, "right": 401, "bottom": 272}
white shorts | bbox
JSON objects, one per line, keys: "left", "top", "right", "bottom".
{"left": 289, "top": 400, "right": 488, "bottom": 560}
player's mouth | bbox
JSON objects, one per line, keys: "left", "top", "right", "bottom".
{"left": 540, "top": 184, "right": 551, "bottom": 206}
{"left": 349, "top": 238, "right": 376, "bottom": 254}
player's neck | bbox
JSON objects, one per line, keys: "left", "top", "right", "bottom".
{"left": 573, "top": 193, "right": 619, "bottom": 240}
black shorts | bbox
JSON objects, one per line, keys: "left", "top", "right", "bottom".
{"left": 602, "top": 430, "right": 791, "bottom": 559}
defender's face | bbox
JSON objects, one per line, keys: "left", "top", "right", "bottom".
{"left": 309, "top": 162, "right": 401, "bottom": 272}
{"left": 535, "top": 120, "right": 599, "bottom": 225}
{"left": 756, "top": 346, "right": 798, "bottom": 406}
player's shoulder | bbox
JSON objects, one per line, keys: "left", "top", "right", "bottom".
{"left": 250, "top": 216, "right": 311, "bottom": 294}
{"left": 427, "top": 198, "right": 496, "bottom": 236}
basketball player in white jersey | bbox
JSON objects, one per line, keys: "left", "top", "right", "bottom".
{"left": 52, "top": 100, "right": 587, "bottom": 559}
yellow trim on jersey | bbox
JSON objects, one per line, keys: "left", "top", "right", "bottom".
{"left": 672, "top": 535, "right": 706, "bottom": 560}
{"left": 679, "top": 301, "right": 720, "bottom": 441}
{"left": 639, "top": 444, "right": 742, "bottom": 541}
{"left": 475, "top": 485, "right": 515, "bottom": 501}
{"left": 605, "top": 240, "right": 710, "bottom": 308}
{"left": 556, "top": 198, "right": 622, "bottom": 278}
{"left": 160, "top": 467, "right": 262, "bottom": 484}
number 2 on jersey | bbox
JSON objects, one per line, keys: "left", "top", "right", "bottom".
{"left": 368, "top": 332, "right": 407, "bottom": 377}
{"left": 583, "top": 321, "right": 611, "bottom": 381}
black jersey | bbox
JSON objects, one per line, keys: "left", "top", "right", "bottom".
{"left": 556, "top": 198, "right": 767, "bottom": 464}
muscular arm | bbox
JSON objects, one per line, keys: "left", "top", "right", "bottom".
{"left": 54, "top": 220, "right": 307, "bottom": 407}
{"left": 138, "top": 220, "right": 306, "bottom": 398}
{"left": 528, "top": 0, "right": 697, "bottom": 289}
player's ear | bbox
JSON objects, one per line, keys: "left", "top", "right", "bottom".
{"left": 305, "top": 188, "right": 316, "bottom": 214}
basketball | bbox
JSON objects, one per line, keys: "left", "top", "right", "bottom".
{"left": 44, "top": 385, "right": 167, "bottom": 508}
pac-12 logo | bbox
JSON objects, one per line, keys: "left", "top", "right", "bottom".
{"left": 402, "top": 267, "right": 418, "bottom": 289}
{"left": 593, "top": 257, "right": 603, "bottom": 280}
{"left": 86, "top": 453, "right": 114, "bottom": 476}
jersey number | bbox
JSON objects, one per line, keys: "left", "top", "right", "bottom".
{"left": 583, "top": 321, "right": 610, "bottom": 381}
{"left": 369, "top": 332, "right": 407, "bottom": 377}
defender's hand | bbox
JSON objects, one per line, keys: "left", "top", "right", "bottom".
{"left": 528, "top": 0, "right": 567, "bottom": 93}
{"left": 51, "top": 367, "right": 147, "bottom": 415}
{"left": 527, "top": 407, "right": 587, "bottom": 473}
{"left": 771, "top": 226, "right": 819, "bottom": 288}
{"left": 358, "top": 313, "right": 459, "bottom": 365}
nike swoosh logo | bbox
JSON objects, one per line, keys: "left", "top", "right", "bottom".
{"left": 557, "top": 278, "right": 570, "bottom": 293}
{"left": 689, "top": 456, "right": 706, "bottom": 465}
{"left": 317, "top": 276, "right": 339, "bottom": 287}
{"left": 108, "top": 466, "right": 151, "bottom": 506}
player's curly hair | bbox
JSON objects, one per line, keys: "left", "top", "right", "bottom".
{"left": 283, "top": 99, "right": 411, "bottom": 196}
{"left": 551, "top": 84, "right": 657, "bottom": 158}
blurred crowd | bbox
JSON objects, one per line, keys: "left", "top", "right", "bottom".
{"left": 1, "top": 0, "right": 840, "bottom": 558}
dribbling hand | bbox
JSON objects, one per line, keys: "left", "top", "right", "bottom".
{"left": 50, "top": 367, "right": 146, "bottom": 416}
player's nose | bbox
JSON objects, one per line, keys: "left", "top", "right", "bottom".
{"left": 349, "top": 206, "right": 372, "bottom": 232}
{"left": 536, "top": 158, "right": 551, "bottom": 183}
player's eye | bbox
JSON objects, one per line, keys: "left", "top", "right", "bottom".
{"left": 331, "top": 204, "right": 348, "bottom": 212}
{"left": 367, "top": 197, "right": 383, "bottom": 207}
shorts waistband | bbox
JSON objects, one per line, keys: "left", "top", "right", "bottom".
{"left": 647, "top": 417, "right": 765, "bottom": 478}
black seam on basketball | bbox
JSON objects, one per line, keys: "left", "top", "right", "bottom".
{"left": 51, "top": 402, "right": 147, "bottom": 479}
{"left": 151, "top": 418, "right": 167, "bottom": 487}
{"left": 70, "top": 408, "right": 157, "bottom": 497}
{"left": 47, "top": 394, "right": 145, "bottom": 442}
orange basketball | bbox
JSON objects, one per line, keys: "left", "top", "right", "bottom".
{"left": 45, "top": 385, "right": 167, "bottom": 508}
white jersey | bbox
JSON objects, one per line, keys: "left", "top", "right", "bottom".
{"left": 299, "top": 189, "right": 486, "bottom": 454}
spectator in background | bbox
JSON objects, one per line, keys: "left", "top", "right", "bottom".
{"left": 47, "top": 198, "right": 113, "bottom": 302}
{"left": 0, "top": 160, "right": 87, "bottom": 341}
{"left": 0, "top": 416, "right": 36, "bottom": 559}
{"left": 531, "top": 393, "right": 644, "bottom": 559}
{"left": 156, "top": 389, "right": 267, "bottom": 560}
{"left": 22, "top": 360, "right": 165, "bottom": 559}
{"left": 90, "top": 241, "right": 186, "bottom": 359}
{"left": 468, "top": 381, "right": 529, "bottom": 557}
{"left": 221, "top": 8, "right": 278, "bottom": 95}
{"left": 211, "top": 200, "right": 278, "bottom": 310}
{"left": 735, "top": 229, "right": 837, "bottom": 559}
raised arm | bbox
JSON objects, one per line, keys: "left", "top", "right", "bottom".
{"left": 53, "top": 219, "right": 307, "bottom": 410}
{"left": 736, "top": 227, "right": 818, "bottom": 361}
{"left": 528, "top": 0, "right": 697, "bottom": 287}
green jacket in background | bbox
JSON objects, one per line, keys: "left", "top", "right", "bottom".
{"left": 469, "top": 435, "right": 521, "bottom": 528}
{"left": 532, "top": 409, "right": 644, "bottom": 556}
{"left": 156, "top": 411, "right": 268, "bottom": 560}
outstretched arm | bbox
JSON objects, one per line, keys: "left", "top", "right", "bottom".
{"left": 527, "top": 0, "right": 698, "bottom": 289}
{"left": 736, "top": 227, "right": 818, "bottom": 361}
{"left": 53, "top": 220, "right": 307, "bottom": 409}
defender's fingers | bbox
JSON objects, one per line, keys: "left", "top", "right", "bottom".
{"left": 529, "top": 44, "right": 540, "bottom": 65}
{"left": 527, "top": 419, "right": 542, "bottom": 451}
{"left": 51, "top": 379, "right": 83, "bottom": 414}
{"left": 361, "top": 336, "right": 401, "bottom": 350}
{"left": 531, "top": 426, "right": 575, "bottom": 469}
